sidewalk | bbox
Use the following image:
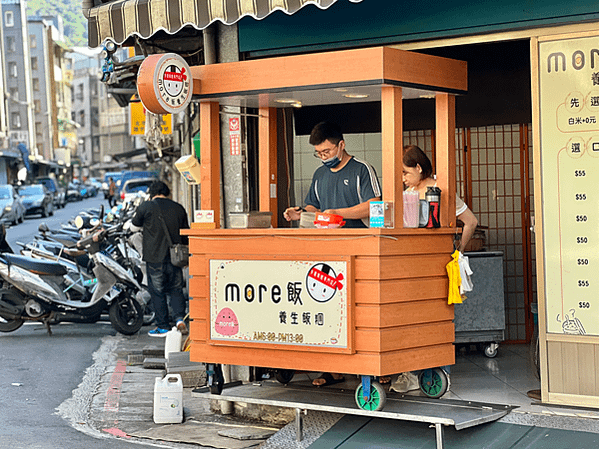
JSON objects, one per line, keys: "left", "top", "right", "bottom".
{"left": 82, "top": 331, "right": 285, "bottom": 448}
{"left": 76, "top": 330, "right": 599, "bottom": 448}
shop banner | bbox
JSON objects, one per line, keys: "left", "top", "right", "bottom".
{"left": 210, "top": 259, "right": 348, "bottom": 348}
{"left": 539, "top": 34, "right": 599, "bottom": 336}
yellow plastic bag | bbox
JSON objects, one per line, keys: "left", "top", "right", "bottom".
{"left": 446, "top": 250, "right": 463, "bottom": 304}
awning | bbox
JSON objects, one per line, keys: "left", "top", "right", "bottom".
{"left": 112, "top": 147, "right": 147, "bottom": 161}
{"left": 85, "top": 0, "right": 362, "bottom": 48}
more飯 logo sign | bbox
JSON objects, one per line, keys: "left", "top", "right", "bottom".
{"left": 547, "top": 49, "right": 599, "bottom": 73}
{"left": 137, "top": 53, "right": 194, "bottom": 115}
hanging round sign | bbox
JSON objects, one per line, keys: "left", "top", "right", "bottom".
{"left": 137, "top": 53, "right": 194, "bottom": 115}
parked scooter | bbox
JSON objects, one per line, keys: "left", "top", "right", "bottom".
{"left": 20, "top": 209, "right": 153, "bottom": 326}
{"left": 0, "top": 208, "right": 145, "bottom": 335}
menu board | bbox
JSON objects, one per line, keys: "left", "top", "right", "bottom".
{"left": 539, "top": 34, "right": 599, "bottom": 335}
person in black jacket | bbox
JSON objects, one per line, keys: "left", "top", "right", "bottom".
{"left": 131, "top": 181, "right": 189, "bottom": 337}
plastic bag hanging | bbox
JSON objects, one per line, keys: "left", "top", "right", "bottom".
{"left": 458, "top": 252, "right": 474, "bottom": 295}
{"left": 446, "top": 250, "right": 463, "bottom": 304}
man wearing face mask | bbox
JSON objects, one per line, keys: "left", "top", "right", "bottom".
{"left": 283, "top": 121, "right": 381, "bottom": 228}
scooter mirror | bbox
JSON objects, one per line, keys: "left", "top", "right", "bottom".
{"left": 75, "top": 215, "right": 84, "bottom": 229}
{"left": 99, "top": 205, "right": 104, "bottom": 222}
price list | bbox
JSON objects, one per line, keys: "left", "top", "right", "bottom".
{"left": 551, "top": 142, "right": 599, "bottom": 335}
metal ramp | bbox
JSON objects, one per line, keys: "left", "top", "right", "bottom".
{"left": 192, "top": 381, "right": 516, "bottom": 449}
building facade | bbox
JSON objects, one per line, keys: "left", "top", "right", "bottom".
{"left": 71, "top": 48, "right": 101, "bottom": 169}
{"left": 2, "top": 0, "right": 35, "bottom": 157}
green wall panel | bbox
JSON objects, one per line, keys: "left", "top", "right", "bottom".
{"left": 239, "top": 0, "right": 599, "bottom": 55}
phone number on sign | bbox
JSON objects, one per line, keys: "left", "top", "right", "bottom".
{"left": 253, "top": 331, "right": 304, "bottom": 343}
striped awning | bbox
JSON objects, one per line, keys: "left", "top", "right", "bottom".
{"left": 86, "top": 0, "right": 362, "bottom": 48}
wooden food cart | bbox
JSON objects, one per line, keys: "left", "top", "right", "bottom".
{"left": 182, "top": 47, "right": 467, "bottom": 410}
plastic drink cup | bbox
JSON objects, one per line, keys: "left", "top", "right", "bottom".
{"left": 403, "top": 191, "right": 420, "bottom": 228}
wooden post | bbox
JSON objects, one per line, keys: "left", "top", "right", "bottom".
{"left": 435, "top": 93, "right": 456, "bottom": 228}
{"left": 259, "top": 107, "right": 278, "bottom": 227}
{"left": 381, "top": 86, "right": 403, "bottom": 228}
{"left": 200, "top": 101, "right": 220, "bottom": 227}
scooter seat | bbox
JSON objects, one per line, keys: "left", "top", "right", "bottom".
{"left": 2, "top": 253, "right": 68, "bottom": 276}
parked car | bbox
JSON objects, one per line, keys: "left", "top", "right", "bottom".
{"left": 84, "top": 181, "right": 98, "bottom": 197}
{"left": 35, "top": 176, "right": 66, "bottom": 209}
{"left": 119, "top": 178, "right": 155, "bottom": 204}
{"left": 19, "top": 184, "right": 54, "bottom": 217}
{"left": 66, "top": 182, "right": 83, "bottom": 202}
{"left": 90, "top": 178, "right": 103, "bottom": 194}
{"left": 0, "top": 184, "right": 25, "bottom": 225}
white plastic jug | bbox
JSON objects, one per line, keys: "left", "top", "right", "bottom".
{"left": 153, "top": 374, "right": 183, "bottom": 424}
{"left": 165, "top": 326, "right": 182, "bottom": 360}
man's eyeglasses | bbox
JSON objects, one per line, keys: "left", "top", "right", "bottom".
{"left": 313, "top": 143, "right": 338, "bottom": 159}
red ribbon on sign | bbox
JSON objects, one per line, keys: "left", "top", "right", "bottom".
{"left": 308, "top": 268, "right": 344, "bottom": 290}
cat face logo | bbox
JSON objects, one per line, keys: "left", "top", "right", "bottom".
{"left": 306, "top": 263, "right": 344, "bottom": 303}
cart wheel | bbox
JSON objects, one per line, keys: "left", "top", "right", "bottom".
{"left": 355, "top": 381, "right": 386, "bottom": 411}
{"left": 484, "top": 343, "right": 498, "bottom": 358}
{"left": 275, "top": 369, "right": 295, "bottom": 385}
{"left": 208, "top": 364, "right": 224, "bottom": 395}
{"left": 419, "top": 368, "right": 449, "bottom": 399}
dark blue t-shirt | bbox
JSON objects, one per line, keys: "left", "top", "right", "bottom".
{"left": 304, "top": 157, "right": 381, "bottom": 228}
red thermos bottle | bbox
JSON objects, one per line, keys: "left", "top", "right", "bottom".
{"left": 425, "top": 186, "right": 441, "bottom": 228}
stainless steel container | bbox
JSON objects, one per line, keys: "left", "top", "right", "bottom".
{"left": 228, "top": 212, "right": 273, "bottom": 228}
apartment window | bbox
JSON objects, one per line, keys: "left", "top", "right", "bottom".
{"left": 31, "top": 56, "right": 38, "bottom": 71}
{"left": 5, "top": 11, "right": 13, "bottom": 27}
{"left": 91, "top": 107, "right": 99, "bottom": 127}
{"left": 6, "top": 36, "right": 15, "bottom": 53}
{"left": 29, "top": 34, "right": 36, "bottom": 49}
{"left": 11, "top": 112, "right": 21, "bottom": 129}
{"left": 76, "top": 84, "right": 84, "bottom": 101}
{"left": 34, "top": 100, "right": 41, "bottom": 113}
{"left": 79, "top": 110, "right": 85, "bottom": 128}
{"left": 8, "top": 62, "right": 17, "bottom": 78}
{"left": 32, "top": 78, "right": 40, "bottom": 91}
{"left": 35, "top": 122, "right": 42, "bottom": 137}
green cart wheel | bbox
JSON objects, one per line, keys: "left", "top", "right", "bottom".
{"left": 419, "top": 368, "right": 449, "bottom": 399}
{"left": 355, "top": 381, "right": 386, "bottom": 411}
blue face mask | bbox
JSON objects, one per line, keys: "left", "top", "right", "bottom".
{"left": 321, "top": 145, "right": 342, "bottom": 168}
{"left": 322, "top": 155, "right": 342, "bottom": 168}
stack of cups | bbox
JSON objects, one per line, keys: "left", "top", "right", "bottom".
{"left": 403, "top": 191, "right": 420, "bottom": 228}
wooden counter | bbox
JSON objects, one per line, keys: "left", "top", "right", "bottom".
{"left": 184, "top": 227, "right": 456, "bottom": 377}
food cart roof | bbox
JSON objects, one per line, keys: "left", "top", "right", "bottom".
{"left": 84, "top": 0, "right": 362, "bottom": 48}
{"left": 191, "top": 46, "right": 467, "bottom": 108}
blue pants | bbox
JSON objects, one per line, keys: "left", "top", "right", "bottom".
{"left": 147, "top": 258, "right": 187, "bottom": 330}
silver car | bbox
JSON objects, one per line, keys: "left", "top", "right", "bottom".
{"left": 0, "top": 185, "right": 25, "bottom": 225}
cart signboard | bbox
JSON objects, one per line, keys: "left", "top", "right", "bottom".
{"left": 210, "top": 259, "right": 349, "bottom": 349}
{"left": 539, "top": 35, "right": 599, "bottom": 336}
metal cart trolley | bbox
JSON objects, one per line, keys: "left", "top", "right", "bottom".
{"left": 454, "top": 251, "right": 505, "bottom": 358}
{"left": 166, "top": 46, "right": 469, "bottom": 412}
